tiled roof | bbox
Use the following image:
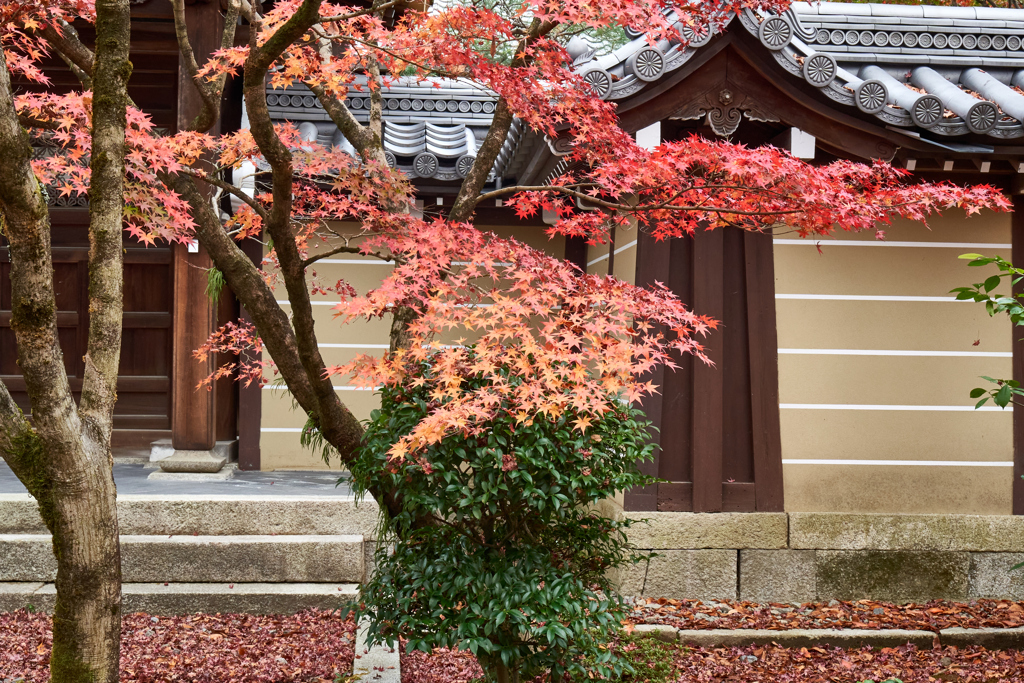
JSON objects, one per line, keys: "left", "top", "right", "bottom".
{"left": 268, "top": 2, "right": 1024, "bottom": 186}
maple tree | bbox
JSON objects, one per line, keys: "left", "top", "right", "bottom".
{"left": 0, "top": 0, "right": 1015, "bottom": 680}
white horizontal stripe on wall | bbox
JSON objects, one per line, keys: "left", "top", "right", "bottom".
{"left": 262, "top": 385, "right": 377, "bottom": 391}
{"left": 276, "top": 300, "right": 342, "bottom": 306}
{"left": 776, "top": 294, "right": 966, "bottom": 302}
{"left": 773, "top": 239, "right": 1011, "bottom": 249}
{"left": 260, "top": 427, "right": 305, "bottom": 433}
{"left": 781, "top": 403, "right": 1009, "bottom": 412}
{"left": 587, "top": 239, "right": 639, "bottom": 267}
{"left": 782, "top": 459, "right": 1012, "bottom": 467}
{"left": 778, "top": 348, "right": 1011, "bottom": 358}
{"left": 315, "top": 259, "right": 393, "bottom": 265}
{"left": 319, "top": 343, "right": 390, "bottom": 349}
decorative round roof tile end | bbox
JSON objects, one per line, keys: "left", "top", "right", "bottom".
{"left": 966, "top": 101, "right": 999, "bottom": 134}
{"left": 911, "top": 94, "right": 944, "bottom": 127}
{"left": 456, "top": 154, "right": 476, "bottom": 178}
{"left": 384, "top": 151, "right": 397, "bottom": 168}
{"left": 803, "top": 53, "right": 836, "bottom": 88}
{"left": 413, "top": 152, "right": 439, "bottom": 178}
{"left": 759, "top": 16, "right": 793, "bottom": 50}
{"left": 681, "top": 23, "right": 713, "bottom": 48}
{"left": 628, "top": 47, "right": 666, "bottom": 82}
{"left": 855, "top": 79, "right": 888, "bottom": 115}
{"left": 581, "top": 68, "right": 613, "bottom": 100}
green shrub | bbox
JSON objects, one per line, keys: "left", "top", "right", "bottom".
{"left": 350, "top": 353, "right": 656, "bottom": 683}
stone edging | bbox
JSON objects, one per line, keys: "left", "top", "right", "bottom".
{"left": 631, "top": 624, "right": 1024, "bottom": 649}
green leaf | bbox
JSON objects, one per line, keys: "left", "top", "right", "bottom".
{"left": 976, "top": 397, "right": 991, "bottom": 409}
{"left": 985, "top": 275, "right": 1002, "bottom": 293}
{"left": 970, "top": 388, "right": 986, "bottom": 399}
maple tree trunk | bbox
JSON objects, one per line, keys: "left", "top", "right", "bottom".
{"left": 0, "top": 1, "right": 130, "bottom": 681}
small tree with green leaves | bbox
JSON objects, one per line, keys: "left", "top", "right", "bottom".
{"left": 349, "top": 351, "right": 656, "bottom": 683}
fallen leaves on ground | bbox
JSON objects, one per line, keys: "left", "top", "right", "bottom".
{"left": 0, "top": 609, "right": 356, "bottom": 682}
{"left": 626, "top": 597, "right": 1024, "bottom": 631}
{"left": 401, "top": 638, "right": 1024, "bottom": 683}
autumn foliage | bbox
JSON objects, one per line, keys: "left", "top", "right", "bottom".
{"left": 3, "top": 1, "right": 1013, "bottom": 467}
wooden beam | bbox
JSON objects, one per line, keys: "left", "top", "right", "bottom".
{"left": 744, "top": 231, "right": 785, "bottom": 512}
{"left": 171, "top": 0, "right": 225, "bottom": 451}
{"left": 1012, "top": 193, "right": 1024, "bottom": 515}
{"left": 691, "top": 228, "right": 725, "bottom": 512}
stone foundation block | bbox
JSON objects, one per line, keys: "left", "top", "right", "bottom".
{"left": 739, "top": 549, "right": 816, "bottom": 603}
{"left": 642, "top": 549, "right": 737, "bottom": 600}
{"left": 626, "top": 513, "right": 787, "bottom": 550}
{"left": 0, "top": 495, "right": 47, "bottom": 534}
{"left": 609, "top": 558, "right": 647, "bottom": 596}
{"left": 969, "top": 553, "right": 1024, "bottom": 599}
{"left": 791, "top": 513, "right": 1024, "bottom": 552}
{"left": 816, "top": 550, "right": 969, "bottom": 602}
{"left": 0, "top": 535, "right": 57, "bottom": 581}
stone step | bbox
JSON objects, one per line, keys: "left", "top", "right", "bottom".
{"left": 0, "top": 494, "right": 379, "bottom": 538}
{"left": 0, "top": 582, "right": 359, "bottom": 615}
{"left": 0, "top": 534, "right": 365, "bottom": 583}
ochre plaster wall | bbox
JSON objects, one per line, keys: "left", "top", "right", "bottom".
{"left": 774, "top": 210, "right": 1013, "bottom": 514}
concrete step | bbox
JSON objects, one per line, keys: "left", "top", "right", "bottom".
{"left": 0, "top": 534, "right": 365, "bottom": 583}
{"left": 0, "top": 494, "right": 379, "bottom": 538}
{"left": 0, "top": 582, "right": 359, "bottom": 615}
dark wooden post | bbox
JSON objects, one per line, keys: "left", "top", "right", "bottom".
{"left": 171, "top": 0, "right": 224, "bottom": 452}
{"left": 691, "top": 228, "right": 725, "bottom": 512}
{"left": 237, "top": 237, "right": 264, "bottom": 470}
{"left": 626, "top": 229, "right": 670, "bottom": 511}
{"left": 744, "top": 231, "right": 784, "bottom": 512}
{"left": 1012, "top": 191, "right": 1024, "bottom": 514}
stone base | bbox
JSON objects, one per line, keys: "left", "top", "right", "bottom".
{"left": 158, "top": 450, "right": 228, "bottom": 474}
{"left": 148, "top": 465, "right": 236, "bottom": 481}
{"left": 150, "top": 439, "right": 238, "bottom": 464}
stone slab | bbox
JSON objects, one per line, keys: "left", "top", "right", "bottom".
{"left": 0, "top": 495, "right": 381, "bottom": 537}
{"left": 159, "top": 451, "right": 227, "bottom": 474}
{"left": 148, "top": 468, "right": 235, "bottom": 482}
{"left": 625, "top": 512, "right": 787, "bottom": 550}
{"left": 940, "top": 627, "right": 1024, "bottom": 649}
{"left": 0, "top": 496, "right": 47, "bottom": 534}
{"left": 0, "top": 582, "right": 47, "bottom": 613}
{"left": 0, "top": 534, "right": 365, "bottom": 583}
{"left": 127, "top": 583, "right": 358, "bottom": 615}
{"left": 630, "top": 624, "right": 678, "bottom": 642}
{"left": 790, "top": 512, "right": 1024, "bottom": 552}
{"left": 676, "top": 629, "right": 935, "bottom": 649}
{"left": 740, "top": 550, "right": 816, "bottom": 603}
{"left": 354, "top": 618, "right": 401, "bottom": 683}
{"left": 816, "top": 550, "right": 969, "bottom": 602}
{"left": 969, "top": 553, "right": 1024, "bottom": 599}
{"left": 610, "top": 558, "right": 647, "bottom": 597}
{"left": 642, "top": 550, "right": 737, "bottom": 600}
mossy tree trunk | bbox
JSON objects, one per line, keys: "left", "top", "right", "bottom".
{"left": 0, "top": 1, "right": 131, "bottom": 681}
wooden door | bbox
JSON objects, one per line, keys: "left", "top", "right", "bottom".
{"left": 626, "top": 227, "right": 785, "bottom": 512}
{"left": 1, "top": 211, "right": 174, "bottom": 450}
